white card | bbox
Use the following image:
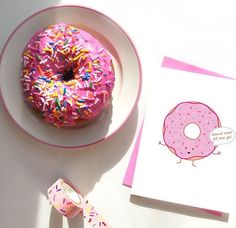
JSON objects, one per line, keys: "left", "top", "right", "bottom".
{"left": 131, "top": 68, "right": 236, "bottom": 213}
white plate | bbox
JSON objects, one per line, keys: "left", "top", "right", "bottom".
{"left": 0, "top": 5, "right": 142, "bottom": 148}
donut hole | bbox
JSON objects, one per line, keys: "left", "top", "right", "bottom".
{"left": 62, "top": 68, "right": 74, "bottom": 81}
{"left": 184, "top": 123, "right": 200, "bottom": 140}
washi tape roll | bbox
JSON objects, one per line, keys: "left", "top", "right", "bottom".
{"left": 47, "top": 178, "right": 110, "bottom": 227}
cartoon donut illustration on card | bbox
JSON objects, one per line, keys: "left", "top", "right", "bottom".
{"left": 159, "top": 101, "right": 235, "bottom": 166}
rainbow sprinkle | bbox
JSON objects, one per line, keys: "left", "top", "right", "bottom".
{"left": 21, "top": 23, "right": 115, "bottom": 128}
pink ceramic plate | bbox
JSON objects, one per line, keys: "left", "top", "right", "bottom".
{"left": 0, "top": 5, "right": 142, "bottom": 148}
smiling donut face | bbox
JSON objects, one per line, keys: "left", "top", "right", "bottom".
{"left": 163, "top": 102, "right": 221, "bottom": 160}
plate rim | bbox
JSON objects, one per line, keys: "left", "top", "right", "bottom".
{"left": 0, "top": 4, "right": 142, "bottom": 148}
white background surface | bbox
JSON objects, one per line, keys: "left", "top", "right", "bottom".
{"left": 1, "top": 0, "right": 236, "bottom": 227}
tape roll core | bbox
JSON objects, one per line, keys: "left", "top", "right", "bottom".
{"left": 61, "top": 182, "right": 81, "bottom": 204}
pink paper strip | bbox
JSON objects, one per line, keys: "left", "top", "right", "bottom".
{"left": 123, "top": 56, "right": 232, "bottom": 216}
{"left": 123, "top": 122, "right": 143, "bottom": 187}
{"left": 201, "top": 209, "right": 223, "bottom": 217}
{"left": 162, "top": 56, "right": 235, "bottom": 80}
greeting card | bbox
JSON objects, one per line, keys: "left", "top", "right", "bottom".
{"left": 131, "top": 68, "right": 236, "bottom": 213}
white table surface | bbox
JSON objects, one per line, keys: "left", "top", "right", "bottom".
{"left": 1, "top": 0, "right": 236, "bottom": 227}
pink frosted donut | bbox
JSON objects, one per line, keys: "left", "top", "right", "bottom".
{"left": 163, "top": 102, "right": 221, "bottom": 160}
{"left": 21, "top": 23, "right": 115, "bottom": 127}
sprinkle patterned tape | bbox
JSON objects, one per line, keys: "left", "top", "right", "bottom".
{"left": 82, "top": 200, "right": 110, "bottom": 227}
{"left": 47, "top": 178, "right": 110, "bottom": 227}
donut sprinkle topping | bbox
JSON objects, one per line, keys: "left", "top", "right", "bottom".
{"left": 21, "top": 23, "right": 115, "bottom": 127}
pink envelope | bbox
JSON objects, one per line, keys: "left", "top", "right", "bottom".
{"left": 122, "top": 56, "right": 235, "bottom": 216}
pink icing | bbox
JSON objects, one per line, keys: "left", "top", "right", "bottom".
{"left": 21, "top": 23, "right": 115, "bottom": 127}
{"left": 163, "top": 102, "right": 221, "bottom": 160}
